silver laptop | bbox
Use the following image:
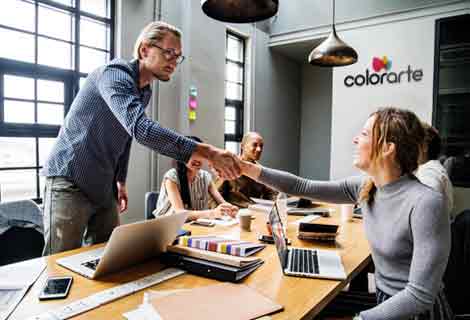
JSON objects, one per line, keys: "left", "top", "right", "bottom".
{"left": 56, "top": 211, "right": 188, "bottom": 279}
{"left": 269, "top": 202, "right": 346, "bottom": 280}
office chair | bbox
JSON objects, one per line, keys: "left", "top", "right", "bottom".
{"left": 0, "top": 200, "right": 45, "bottom": 266}
{"left": 145, "top": 191, "right": 159, "bottom": 220}
{"left": 444, "top": 209, "right": 470, "bottom": 319}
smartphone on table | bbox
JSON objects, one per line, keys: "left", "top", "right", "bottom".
{"left": 38, "top": 276, "right": 73, "bottom": 300}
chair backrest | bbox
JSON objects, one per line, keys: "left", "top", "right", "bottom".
{"left": 145, "top": 191, "right": 159, "bottom": 220}
{"left": 0, "top": 200, "right": 44, "bottom": 266}
{"left": 444, "top": 209, "right": 470, "bottom": 315}
{"left": 0, "top": 199, "right": 43, "bottom": 233}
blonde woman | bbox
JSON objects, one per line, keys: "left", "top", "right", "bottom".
{"left": 241, "top": 107, "right": 452, "bottom": 320}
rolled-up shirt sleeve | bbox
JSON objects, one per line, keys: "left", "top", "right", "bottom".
{"left": 98, "top": 66, "right": 196, "bottom": 163}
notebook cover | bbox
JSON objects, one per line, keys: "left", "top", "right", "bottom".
{"left": 150, "top": 283, "right": 283, "bottom": 320}
{"left": 161, "top": 252, "right": 263, "bottom": 282}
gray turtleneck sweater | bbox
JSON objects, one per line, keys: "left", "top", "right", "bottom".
{"left": 258, "top": 167, "right": 450, "bottom": 320}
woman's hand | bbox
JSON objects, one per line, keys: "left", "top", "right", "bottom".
{"left": 240, "top": 160, "right": 262, "bottom": 180}
{"left": 213, "top": 203, "right": 239, "bottom": 218}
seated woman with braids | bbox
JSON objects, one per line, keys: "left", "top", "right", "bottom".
{"left": 240, "top": 107, "right": 452, "bottom": 320}
{"left": 153, "top": 136, "right": 238, "bottom": 221}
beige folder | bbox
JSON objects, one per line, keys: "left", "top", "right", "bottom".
{"left": 150, "top": 283, "right": 283, "bottom": 320}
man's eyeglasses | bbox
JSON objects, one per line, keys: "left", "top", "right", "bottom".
{"left": 150, "top": 44, "right": 185, "bottom": 65}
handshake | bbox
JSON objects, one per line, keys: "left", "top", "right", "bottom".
{"left": 190, "top": 143, "right": 254, "bottom": 180}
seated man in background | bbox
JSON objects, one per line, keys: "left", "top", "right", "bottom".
{"left": 214, "top": 132, "right": 277, "bottom": 208}
{"left": 416, "top": 123, "right": 454, "bottom": 220}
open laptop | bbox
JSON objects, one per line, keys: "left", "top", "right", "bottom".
{"left": 56, "top": 211, "right": 188, "bottom": 279}
{"left": 269, "top": 202, "right": 346, "bottom": 280}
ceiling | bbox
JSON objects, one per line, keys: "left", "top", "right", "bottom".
{"left": 270, "top": 38, "right": 324, "bottom": 63}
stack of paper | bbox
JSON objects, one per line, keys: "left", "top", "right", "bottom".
{"left": 0, "top": 258, "right": 46, "bottom": 320}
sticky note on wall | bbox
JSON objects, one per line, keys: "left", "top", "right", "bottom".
{"left": 189, "top": 110, "right": 197, "bottom": 121}
{"left": 189, "top": 97, "right": 198, "bottom": 109}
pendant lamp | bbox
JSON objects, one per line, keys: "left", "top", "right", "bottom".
{"left": 201, "top": 0, "right": 279, "bottom": 23}
{"left": 308, "top": 0, "right": 357, "bottom": 67}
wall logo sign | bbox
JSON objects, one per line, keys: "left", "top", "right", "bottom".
{"left": 344, "top": 56, "right": 423, "bottom": 87}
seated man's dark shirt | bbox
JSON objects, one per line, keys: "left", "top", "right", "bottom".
{"left": 215, "top": 174, "right": 278, "bottom": 208}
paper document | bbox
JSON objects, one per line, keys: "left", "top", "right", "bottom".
{"left": 123, "top": 290, "right": 188, "bottom": 320}
{"left": 0, "top": 257, "right": 47, "bottom": 288}
{"left": 197, "top": 217, "right": 238, "bottom": 227}
{"left": 250, "top": 197, "right": 299, "bottom": 206}
{"left": 292, "top": 215, "right": 321, "bottom": 225}
{"left": 0, "top": 257, "right": 46, "bottom": 320}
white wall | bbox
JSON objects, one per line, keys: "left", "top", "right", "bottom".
{"left": 330, "top": 17, "right": 435, "bottom": 179}
{"left": 270, "top": 0, "right": 461, "bottom": 41}
{"left": 329, "top": 8, "right": 470, "bottom": 216}
{"left": 253, "top": 31, "right": 301, "bottom": 173}
{"left": 299, "top": 65, "right": 332, "bottom": 180}
{"left": 115, "top": 0, "right": 155, "bottom": 224}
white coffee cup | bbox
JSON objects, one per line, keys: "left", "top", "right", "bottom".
{"left": 341, "top": 204, "right": 354, "bottom": 222}
{"left": 238, "top": 210, "right": 253, "bottom": 231}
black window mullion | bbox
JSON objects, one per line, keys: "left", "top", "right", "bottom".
{"left": 36, "top": 0, "right": 74, "bottom": 13}
{"left": 225, "top": 58, "right": 244, "bottom": 67}
{"left": 35, "top": 137, "right": 40, "bottom": 199}
{"left": 0, "top": 73, "right": 4, "bottom": 122}
{"left": 35, "top": 1, "right": 39, "bottom": 65}
{"left": 36, "top": 0, "right": 112, "bottom": 23}
{"left": 0, "top": 123, "right": 61, "bottom": 137}
{"left": 75, "top": 0, "right": 81, "bottom": 83}
{"left": 110, "top": 0, "right": 115, "bottom": 57}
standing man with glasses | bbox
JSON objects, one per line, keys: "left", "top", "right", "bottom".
{"left": 42, "top": 21, "right": 241, "bottom": 255}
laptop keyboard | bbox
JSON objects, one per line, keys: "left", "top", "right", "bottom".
{"left": 289, "top": 248, "right": 319, "bottom": 274}
{"left": 82, "top": 258, "right": 100, "bottom": 270}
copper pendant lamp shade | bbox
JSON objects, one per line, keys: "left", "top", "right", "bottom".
{"left": 201, "top": 0, "right": 279, "bottom": 23}
{"left": 308, "top": 0, "right": 358, "bottom": 67}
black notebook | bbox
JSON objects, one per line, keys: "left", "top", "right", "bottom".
{"left": 161, "top": 252, "right": 264, "bottom": 282}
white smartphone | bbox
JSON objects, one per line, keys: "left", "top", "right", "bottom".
{"left": 38, "top": 276, "right": 73, "bottom": 300}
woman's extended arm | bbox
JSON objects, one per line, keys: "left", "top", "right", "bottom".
{"left": 240, "top": 161, "right": 362, "bottom": 204}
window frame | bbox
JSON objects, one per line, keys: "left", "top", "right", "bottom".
{"left": 0, "top": 0, "right": 115, "bottom": 202}
{"left": 224, "top": 31, "right": 246, "bottom": 151}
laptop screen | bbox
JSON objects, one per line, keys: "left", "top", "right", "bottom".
{"left": 269, "top": 202, "right": 288, "bottom": 268}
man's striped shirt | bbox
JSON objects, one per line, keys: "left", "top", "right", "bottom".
{"left": 43, "top": 59, "right": 197, "bottom": 207}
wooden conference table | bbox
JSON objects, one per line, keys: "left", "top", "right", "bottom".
{"left": 11, "top": 205, "right": 371, "bottom": 320}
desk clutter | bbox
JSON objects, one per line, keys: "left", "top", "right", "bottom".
{"left": 177, "top": 235, "right": 266, "bottom": 257}
{"left": 124, "top": 283, "right": 283, "bottom": 320}
{"left": 162, "top": 239, "right": 265, "bottom": 282}
{"left": 27, "top": 268, "right": 186, "bottom": 320}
